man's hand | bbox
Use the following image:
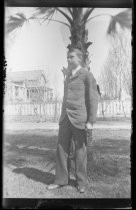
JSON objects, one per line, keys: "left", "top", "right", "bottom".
{"left": 85, "top": 122, "right": 93, "bottom": 130}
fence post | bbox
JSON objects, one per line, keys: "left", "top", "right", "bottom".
{"left": 4, "top": 99, "right": 131, "bottom": 120}
{"left": 53, "top": 98, "right": 58, "bottom": 122}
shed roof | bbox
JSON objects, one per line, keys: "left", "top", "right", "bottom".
{"left": 6, "top": 70, "right": 47, "bottom": 82}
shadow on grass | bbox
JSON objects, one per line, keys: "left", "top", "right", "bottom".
{"left": 4, "top": 132, "right": 58, "bottom": 149}
{"left": 86, "top": 138, "right": 130, "bottom": 179}
{"left": 12, "top": 167, "right": 77, "bottom": 187}
{"left": 13, "top": 167, "right": 55, "bottom": 185}
{"left": 4, "top": 131, "right": 130, "bottom": 181}
{"left": 4, "top": 132, "right": 57, "bottom": 169}
{"left": 4, "top": 147, "right": 56, "bottom": 173}
{"left": 87, "top": 152, "right": 119, "bottom": 178}
{"left": 3, "top": 130, "right": 131, "bottom": 198}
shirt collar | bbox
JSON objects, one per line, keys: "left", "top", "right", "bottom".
{"left": 69, "top": 66, "right": 82, "bottom": 79}
{"left": 71, "top": 66, "right": 81, "bottom": 75}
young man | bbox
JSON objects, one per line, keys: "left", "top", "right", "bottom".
{"left": 47, "top": 48, "right": 99, "bottom": 193}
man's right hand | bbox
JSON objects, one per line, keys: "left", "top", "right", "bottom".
{"left": 85, "top": 122, "right": 93, "bottom": 130}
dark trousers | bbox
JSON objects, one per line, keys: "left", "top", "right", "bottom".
{"left": 54, "top": 114, "right": 88, "bottom": 187}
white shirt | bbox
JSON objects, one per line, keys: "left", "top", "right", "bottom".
{"left": 71, "top": 65, "right": 81, "bottom": 76}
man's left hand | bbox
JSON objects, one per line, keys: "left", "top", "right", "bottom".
{"left": 85, "top": 122, "right": 93, "bottom": 130}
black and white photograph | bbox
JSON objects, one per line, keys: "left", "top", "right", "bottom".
{"left": 3, "top": 1, "right": 132, "bottom": 208}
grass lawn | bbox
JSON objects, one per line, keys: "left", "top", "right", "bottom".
{"left": 3, "top": 128, "right": 131, "bottom": 198}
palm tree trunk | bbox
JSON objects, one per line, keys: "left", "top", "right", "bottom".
{"left": 67, "top": 22, "right": 92, "bottom": 70}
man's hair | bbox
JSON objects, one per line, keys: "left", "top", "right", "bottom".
{"left": 68, "top": 48, "right": 83, "bottom": 59}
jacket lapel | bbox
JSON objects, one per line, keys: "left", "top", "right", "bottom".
{"left": 69, "top": 68, "right": 82, "bottom": 80}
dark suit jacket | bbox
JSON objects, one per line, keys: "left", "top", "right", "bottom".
{"left": 59, "top": 67, "right": 99, "bottom": 129}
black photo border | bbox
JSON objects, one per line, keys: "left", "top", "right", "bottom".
{"left": 2, "top": 0, "right": 133, "bottom": 209}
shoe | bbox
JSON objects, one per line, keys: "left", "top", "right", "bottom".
{"left": 46, "top": 184, "right": 60, "bottom": 190}
{"left": 77, "top": 186, "right": 86, "bottom": 193}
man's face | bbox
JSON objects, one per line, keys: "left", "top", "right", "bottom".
{"left": 67, "top": 51, "right": 81, "bottom": 70}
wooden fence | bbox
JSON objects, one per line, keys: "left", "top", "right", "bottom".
{"left": 4, "top": 99, "right": 131, "bottom": 120}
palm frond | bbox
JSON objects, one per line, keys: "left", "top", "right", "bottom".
{"left": 82, "top": 8, "right": 94, "bottom": 23}
{"left": 42, "top": 9, "right": 56, "bottom": 25}
{"left": 34, "top": 7, "right": 55, "bottom": 15}
{"left": 34, "top": 7, "right": 72, "bottom": 25}
{"left": 72, "top": 8, "right": 80, "bottom": 19}
{"left": 33, "top": 8, "right": 70, "bottom": 27}
{"left": 44, "top": 18, "right": 70, "bottom": 27}
{"left": 107, "top": 9, "right": 132, "bottom": 35}
{"left": 56, "top": 8, "right": 73, "bottom": 25}
{"left": 33, "top": 7, "right": 56, "bottom": 20}
{"left": 77, "top": 8, "right": 83, "bottom": 16}
{"left": 57, "top": 7, "right": 73, "bottom": 18}
{"left": 5, "top": 13, "right": 27, "bottom": 34}
{"left": 67, "top": 8, "right": 73, "bottom": 17}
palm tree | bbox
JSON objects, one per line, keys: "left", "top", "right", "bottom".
{"left": 5, "top": 8, "right": 132, "bottom": 74}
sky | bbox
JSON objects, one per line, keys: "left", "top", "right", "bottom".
{"left": 5, "top": 7, "right": 127, "bottom": 98}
